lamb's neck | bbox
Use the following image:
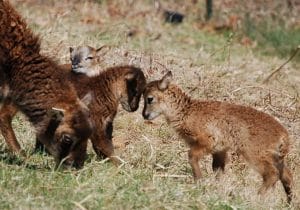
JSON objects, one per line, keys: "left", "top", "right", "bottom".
{"left": 97, "top": 76, "right": 119, "bottom": 109}
{"left": 86, "top": 65, "right": 102, "bottom": 77}
{"left": 163, "top": 85, "right": 191, "bottom": 128}
{"left": 112, "top": 78, "right": 124, "bottom": 102}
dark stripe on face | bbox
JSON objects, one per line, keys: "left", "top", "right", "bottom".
{"left": 105, "top": 121, "right": 113, "bottom": 139}
{"left": 126, "top": 77, "right": 138, "bottom": 111}
{"left": 72, "top": 54, "right": 81, "bottom": 65}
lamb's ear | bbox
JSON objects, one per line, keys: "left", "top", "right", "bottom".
{"left": 125, "top": 71, "right": 137, "bottom": 80}
{"left": 95, "top": 45, "right": 110, "bottom": 57}
{"left": 96, "top": 45, "right": 107, "bottom": 52}
{"left": 81, "top": 92, "right": 93, "bottom": 107}
{"left": 69, "top": 47, "right": 74, "bottom": 53}
{"left": 48, "top": 107, "right": 65, "bottom": 122}
{"left": 158, "top": 71, "right": 173, "bottom": 90}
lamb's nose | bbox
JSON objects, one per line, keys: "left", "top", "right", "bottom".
{"left": 143, "top": 112, "right": 150, "bottom": 119}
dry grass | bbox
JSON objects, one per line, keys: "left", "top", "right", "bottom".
{"left": 0, "top": 0, "right": 300, "bottom": 209}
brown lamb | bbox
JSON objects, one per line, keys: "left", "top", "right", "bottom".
{"left": 37, "top": 46, "right": 146, "bottom": 163}
{"left": 142, "top": 71, "right": 293, "bottom": 203}
{"left": 0, "top": 0, "right": 93, "bottom": 168}
{"left": 62, "top": 64, "right": 146, "bottom": 164}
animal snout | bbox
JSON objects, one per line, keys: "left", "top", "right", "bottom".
{"left": 143, "top": 112, "right": 150, "bottom": 119}
{"left": 72, "top": 64, "right": 79, "bottom": 69}
{"left": 85, "top": 120, "right": 94, "bottom": 139}
{"left": 129, "top": 100, "right": 139, "bottom": 112}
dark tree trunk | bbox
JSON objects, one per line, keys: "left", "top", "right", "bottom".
{"left": 205, "top": 0, "right": 213, "bottom": 21}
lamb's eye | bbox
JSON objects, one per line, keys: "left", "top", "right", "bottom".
{"left": 147, "top": 97, "right": 153, "bottom": 104}
{"left": 86, "top": 56, "right": 93, "bottom": 60}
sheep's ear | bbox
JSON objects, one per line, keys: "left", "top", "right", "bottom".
{"left": 81, "top": 92, "right": 93, "bottom": 107}
{"left": 48, "top": 107, "right": 65, "bottom": 122}
{"left": 45, "top": 108, "right": 65, "bottom": 143}
{"left": 69, "top": 47, "right": 74, "bottom": 53}
{"left": 158, "top": 71, "right": 173, "bottom": 90}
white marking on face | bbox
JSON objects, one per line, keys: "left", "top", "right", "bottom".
{"left": 82, "top": 67, "right": 101, "bottom": 77}
{"left": 70, "top": 46, "right": 101, "bottom": 77}
{"left": 143, "top": 94, "right": 163, "bottom": 120}
{"left": 147, "top": 112, "right": 161, "bottom": 120}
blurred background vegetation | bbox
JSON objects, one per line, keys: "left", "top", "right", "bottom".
{"left": 201, "top": 0, "right": 300, "bottom": 61}
{"left": 96, "top": 0, "right": 300, "bottom": 62}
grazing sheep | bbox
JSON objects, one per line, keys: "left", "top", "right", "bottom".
{"left": 0, "top": 0, "right": 93, "bottom": 168}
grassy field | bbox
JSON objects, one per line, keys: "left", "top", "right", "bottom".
{"left": 1, "top": 0, "right": 300, "bottom": 209}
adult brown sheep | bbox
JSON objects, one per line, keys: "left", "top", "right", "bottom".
{"left": 0, "top": 0, "right": 93, "bottom": 168}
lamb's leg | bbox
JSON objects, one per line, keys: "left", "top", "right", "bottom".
{"left": 91, "top": 123, "right": 120, "bottom": 165}
{"left": 212, "top": 149, "right": 228, "bottom": 172}
{"left": 280, "top": 165, "right": 293, "bottom": 203}
{"left": 188, "top": 147, "right": 206, "bottom": 180}
{"left": 254, "top": 157, "right": 280, "bottom": 196}
{"left": 275, "top": 156, "right": 293, "bottom": 203}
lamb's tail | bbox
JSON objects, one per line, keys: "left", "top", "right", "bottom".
{"left": 278, "top": 134, "right": 290, "bottom": 159}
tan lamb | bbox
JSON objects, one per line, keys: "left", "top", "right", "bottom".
{"left": 142, "top": 71, "right": 293, "bottom": 203}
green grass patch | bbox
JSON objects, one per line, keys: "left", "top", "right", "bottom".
{"left": 242, "top": 15, "right": 300, "bottom": 62}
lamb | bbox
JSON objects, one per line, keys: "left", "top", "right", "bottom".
{"left": 37, "top": 46, "right": 146, "bottom": 163}
{"left": 142, "top": 71, "right": 293, "bottom": 203}
{"left": 66, "top": 65, "right": 146, "bottom": 164}
{"left": 0, "top": 0, "right": 93, "bottom": 168}
{"left": 36, "top": 62, "right": 146, "bottom": 164}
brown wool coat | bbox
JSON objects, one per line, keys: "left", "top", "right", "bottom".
{"left": 0, "top": 1, "right": 93, "bottom": 167}
{"left": 143, "top": 72, "right": 293, "bottom": 203}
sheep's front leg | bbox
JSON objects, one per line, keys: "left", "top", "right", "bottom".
{"left": 0, "top": 101, "right": 22, "bottom": 154}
